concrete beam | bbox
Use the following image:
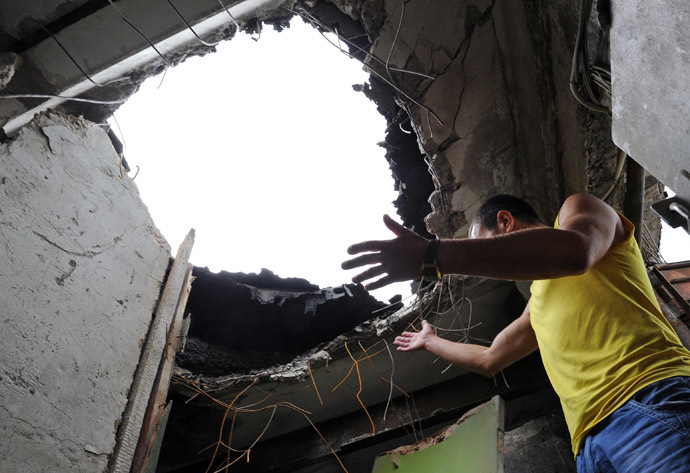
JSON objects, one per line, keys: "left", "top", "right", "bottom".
{"left": 2, "top": 0, "right": 288, "bottom": 134}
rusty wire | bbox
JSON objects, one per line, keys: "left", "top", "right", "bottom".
{"left": 307, "top": 360, "right": 324, "bottom": 406}
{"left": 344, "top": 342, "right": 376, "bottom": 435}
{"left": 175, "top": 376, "right": 349, "bottom": 472}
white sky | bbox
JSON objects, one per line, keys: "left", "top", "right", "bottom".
{"left": 659, "top": 191, "right": 690, "bottom": 263}
{"left": 110, "top": 19, "right": 413, "bottom": 303}
{"left": 111, "top": 19, "right": 689, "bottom": 305}
{"left": 660, "top": 223, "right": 689, "bottom": 262}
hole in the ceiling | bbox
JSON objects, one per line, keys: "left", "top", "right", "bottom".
{"left": 109, "top": 18, "right": 415, "bottom": 303}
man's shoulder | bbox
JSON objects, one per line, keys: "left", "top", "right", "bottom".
{"left": 558, "top": 193, "right": 628, "bottom": 248}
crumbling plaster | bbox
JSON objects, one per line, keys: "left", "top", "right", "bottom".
{"left": 327, "top": 0, "right": 621, "bottom": 237}
{"left": 0, "top": 112, "right": 170, "bottom": 472}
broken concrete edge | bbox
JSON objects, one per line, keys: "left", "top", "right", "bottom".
{"left": 0, "top": 52, "right": 21, "bottom": 90}
{"left": 6, "top": 109, "right": 145, "bottom": 183}
{"left": 63, "top": 1, "right": 380, "bottom": 125}
{"left": 5, "top": 1, "right": 298, "bottom": 128}
{"left": 170, "top": 274, "right": 502, "bottom": 393}
{"left": 171, "top": 295, "right": 426, "bottom": 392}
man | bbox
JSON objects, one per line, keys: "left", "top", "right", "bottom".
{"left": 341, "top": 193, "right": 690, "bottom": 473}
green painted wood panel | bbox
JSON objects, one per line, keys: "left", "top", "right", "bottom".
{"left": 371, "top": 396, "right": 504, "bottom": 473}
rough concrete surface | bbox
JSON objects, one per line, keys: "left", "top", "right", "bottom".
{"left": 0, "top": 112, "right": 170, "bottom": 472}
{"left": 504, "top": 411, "right": 576, "bottom": 473}
{"left": 610, "top": 0, "right": 690, "bottom": 199}
{"left": 0, "top": 52, "right": 20, "bottom": 90}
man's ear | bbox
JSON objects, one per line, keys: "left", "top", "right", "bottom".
{"left": 496, "top": 210, "right": 515, "bottom": 233}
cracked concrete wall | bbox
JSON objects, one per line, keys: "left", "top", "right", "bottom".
{"left": 331, "top": 0, "right": 618, "bottom": 237}
{"left": 0, "top": 112, "right": 170, "bottom": 472}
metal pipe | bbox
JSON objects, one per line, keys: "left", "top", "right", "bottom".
{"left": 624, "top": 156, "right": 645, "bottom": 244}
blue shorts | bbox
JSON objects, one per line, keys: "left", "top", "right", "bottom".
{"left": 576, "top": 376, "right": 690, "bottom": 473}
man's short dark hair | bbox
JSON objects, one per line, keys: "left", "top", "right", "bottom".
{"left": 473, "top": 194, "right": 542, "bottom": 231}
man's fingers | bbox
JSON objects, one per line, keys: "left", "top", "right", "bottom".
{"left": 351, "top": 265, "right": 386, "bottom": 284}
{"left": 383, "top": 214, "right": 409, "bottom": 237}
{"left": 346, "top": 240, "right": 387, "bottom": 255}
{"left": 363, "top": 274, "right": 394, "bottom": 291}
{"left": 341, "top": 253, "right": 382, "bottom": 270}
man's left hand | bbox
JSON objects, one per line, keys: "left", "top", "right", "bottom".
{"left": 341, "top": 214, "right": 428, "bottom": 291}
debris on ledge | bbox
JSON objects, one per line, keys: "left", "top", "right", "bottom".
{"left": 176, "top": 267, "right": 402, "bottom": 379}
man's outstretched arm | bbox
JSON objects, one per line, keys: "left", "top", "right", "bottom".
{"left": 395, "top": 303, "right": 538, "bottom": 377}
{"left": 342, "top": 193, "right": 626, "bottom": 290}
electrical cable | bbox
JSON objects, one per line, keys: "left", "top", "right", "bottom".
{"left": 39, "top": 24, "right": 131, "bottom": 89}
{"left": 0, "top": 94, "right": 127, "bottom": 105}
{"left": 217, "top": 0, "right": 241, "bottom": 31}
{"left": 600, "top": 148, "right": 628, "bottom": 201}
{"left": 167, "top": 0, "right": 221, "bottom": 48}
{"left": 570, "top": 0, "right": 611, "bottom": 114}
{"left": 106, "top": 0, "right": 174, "bottom": 68}
{"left": 291, "top": 7, "right": 435, "bottom": 80}
{"left": 385, "top": 0, "right": 407, "bottom": 86}
{"left": 309, "top": 18, "right": 442, "bottom": 128}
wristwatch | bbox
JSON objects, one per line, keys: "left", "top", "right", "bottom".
{"left": 420, "top": 238, "right": 442, "bottom": 282}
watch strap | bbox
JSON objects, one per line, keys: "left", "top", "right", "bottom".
{"left": 420, "top": 238, "right": 442, "bottom": 281}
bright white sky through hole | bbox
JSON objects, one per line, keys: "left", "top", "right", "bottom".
{"left": 110, "top": 18, "right": 689, "bottom": 304}
{"left": 659, "top": 189, "right": 690, "bottom": 263}
{"left": 110, "top": 19, "right": 413, "bottom": 303}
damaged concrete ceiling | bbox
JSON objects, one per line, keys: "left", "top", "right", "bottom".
{"left": 0, "top": 0, "right": 678, "bottom": 471}
{"left": 164, "top": 269, "right": 535, "bottom": 472}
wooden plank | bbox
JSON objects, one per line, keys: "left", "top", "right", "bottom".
{"left": 143, "top": 401, "right": 174, "bottom": 473}
{"left": 651, "top": 263, "right": 690, "bottom": 349}
{"left": 131, "top": 262, "right": 195, "bottom": 472}
{"left": 108, "top": 229, "right": 195, "bottom": 473}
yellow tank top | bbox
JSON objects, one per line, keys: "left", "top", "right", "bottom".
{"left": 530, "top": 214, "right": 690, "bottom": 456}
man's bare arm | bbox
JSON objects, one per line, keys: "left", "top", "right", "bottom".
{"left": 395, "top": 303, "right": 538, "bottom": 377}
{"left": 342, "top": 193, "right": 626, "bottom": 290}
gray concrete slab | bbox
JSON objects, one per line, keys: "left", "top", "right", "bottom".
{"left": 611, "top": 0, "right": 690, "bottom": 198}
{"left": 0, "top": 112, "right": 170, "bottom": 472}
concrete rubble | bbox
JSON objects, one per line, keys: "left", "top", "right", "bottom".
{"left": 176, "top": 266, "right": 397, "bottom": 378}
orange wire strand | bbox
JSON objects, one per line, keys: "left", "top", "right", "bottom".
{"left": 175, "top": 366, "right": 351, "bottom": 472}
{"left": 344, "top": 342, "right": 376, "bottom": 436}
{"left": 358, "top": 341, "right": 409, "bottom": 398}
{"left": 308, "top": 360, "right": 324, "bottom": 406}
